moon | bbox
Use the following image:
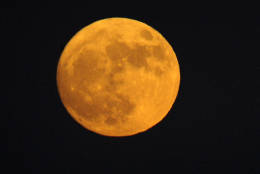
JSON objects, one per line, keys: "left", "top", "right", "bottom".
{"left": 57, "top": 17, "right": 180, "bottom": 137}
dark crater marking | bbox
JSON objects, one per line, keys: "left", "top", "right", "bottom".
{"left": 62, "top": 48, "right": 136, "bottom": 125}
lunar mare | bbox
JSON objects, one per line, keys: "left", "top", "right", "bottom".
{"left": 57, "top": 17, "right": 180, "bottom": 137}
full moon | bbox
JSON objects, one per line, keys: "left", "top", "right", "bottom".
{"left": 57, "top": 17, "right": 180, "bottom": 137}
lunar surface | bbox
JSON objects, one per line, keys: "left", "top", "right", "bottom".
{"left": 57, "top": 17, "right": 180, "bottom": 137}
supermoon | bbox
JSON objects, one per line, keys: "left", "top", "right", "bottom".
{"left": 57, "top": 17, "right": 180, "bottom": 137}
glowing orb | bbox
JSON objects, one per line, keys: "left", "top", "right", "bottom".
{"left": 57, "top": 17, "right": 180, "bottom": 137}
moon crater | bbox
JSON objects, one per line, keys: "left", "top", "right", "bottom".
{"left": 140, "top": 29, "right": 153, "bottom": 40}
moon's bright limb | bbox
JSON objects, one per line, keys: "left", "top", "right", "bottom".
{"left": 57, "top": 17, "right": 180, "bottom": 137}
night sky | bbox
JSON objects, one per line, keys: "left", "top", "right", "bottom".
{"left": 10, "top": 7, "right": 260, "bottom": 174}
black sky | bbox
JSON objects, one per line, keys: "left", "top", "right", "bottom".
{"left": 10, "top": 7, "right": 260, "bottom": 174}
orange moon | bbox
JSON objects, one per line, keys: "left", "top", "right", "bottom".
{"left": 57, "top": 17, "right": 180, "bottom": 137}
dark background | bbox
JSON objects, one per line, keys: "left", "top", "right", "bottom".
{"left": 10, "top": 7, "right": 260, "bottom": 174}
